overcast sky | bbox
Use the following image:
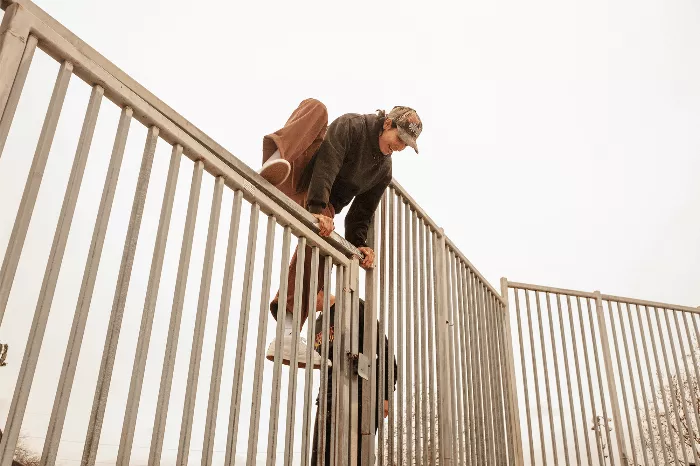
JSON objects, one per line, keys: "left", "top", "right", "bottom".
{"left": 1, "top": 0, "right": 699, "bottom": 464}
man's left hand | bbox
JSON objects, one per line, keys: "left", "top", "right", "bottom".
{"left": 356, "top": 246, "right": 375, "bottom": 269}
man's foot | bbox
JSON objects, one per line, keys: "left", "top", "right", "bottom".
{"left": 259, "top": 159, "right": 291, "bottom": 186}
{"left": 265, "top": 335, "right": 330, "bottom": 369}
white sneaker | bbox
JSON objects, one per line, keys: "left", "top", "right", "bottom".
{"left": 266, "top": 335, "right": 331, "bottom": 369}
{"left": 258, "top": 159, "right": 291, "bottom": 186}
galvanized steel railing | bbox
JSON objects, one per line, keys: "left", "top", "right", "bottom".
{"left": 0, "top": 1, "right": 522, "bottom": 465}
{"left": 505, "top": 281, "right": 700, "bottom": 466}
{"left": 0, "top": 1, "right": 361, "bottom": 465}
{"left": 372, "top": 183, "right": 520, "bottom": 466}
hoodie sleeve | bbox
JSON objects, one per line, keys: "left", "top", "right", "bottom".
{"left": 345, "top": 171, "right": 391, "bottom": 247}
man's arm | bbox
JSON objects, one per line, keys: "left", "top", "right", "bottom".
{"left": 376, "top": 330, "right": 398, "bottom": 401}
{"left": 345, "top": 172, "right": 391, "bottom": 247}
{"left": 306, "top": 117, "right": 351, "bottom": 214}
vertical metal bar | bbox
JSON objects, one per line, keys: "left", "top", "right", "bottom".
{"left": 524, "top": 290, "right": 546, "bottom": 465}
{"left": 116, "top": 144, "right": 183, "bottom": 466}
{"left": 575, "top": 296, "right": 606, "bottom": 464}
{"left": 489, "top": 293, "right": 507, "bottom": 465}
{"left": 201, "top": 190, "right": 243, "bottom": 466}
{"left": 545, "top": 292, "right": 569, "bottom": 465}
{"left": 653, "top": 306, "right": 690, "bottom": 465}
{"left": 0, "top": 60, "right": 73, "bottom": 326}
{"left": 679, "top": 311, "right": 700, "bottom": 466}
{"left": 615, "top": 302, "right": 650, "bottom": 466}
{"left": 499, "top": 281, "right": 524, "bottom": 466}
{"left": 396, "top": 200, "right": 405, "bottom": 466}
{"left": 641, "top": 304, "right": 674, "bottom": 465}
{"left": 147, "top": 159, "right": 203, "bottom": 466}
{"left": 480, "top": 283, "right": 495, "bottom": 465}
{"left": 283, "top": 237, "right": 307, "bottom": 466}
{"left": 466, "top": 268, "right": 478, "bottom": 465}
{"left": 0, "top": 2, "right": 32, "bottom": 122}
{"left": 0, "top": 83, "right": 101, "bottom": 466}
{"left": 630, "top": 303, "right": 662, "bottom": 465}
{"left": 666, "top": 308, "right": 699, "bottom": 465}
{"left": 78, "top": 126, "right": 158, "bottom": 466}
{"left": 361, "top": 212, "right": 379, "bottom": 466}
{"left": 348, "top": 259, "right": 361, "bottom": 466}
{"left": 317, "top": 256, "right": 334, "bottom": 466}
{"left": 41, "top": 107, "right": 134, "bottom": 466}
{"left": 0, "top": 34, "right": 37, "bottom": 158}
{"left": 333, "top": 265, "right": 347, "bottom": 466}
{"left": 265, "top": 226, "right": 294, "bottom": 466}
{"left": 418, "top": 217, "right": 430, "bottom": 466}
{"left": 496, "top": 286, "right": 516, "bottom": 466}
{"left": 176, "top": 176, "right": 224, "bottom": 466}
{"left": 425, "top": 226, "right": 438, "bottom": 465}
{"left": 329, "top": 263, "right": 341, "bottom": 464}
{"left": 565, "top": 296, "right": 594, "bottom": 466}
{"left": 513, "top": 288, "right": 535, "bottom": 466}
{"left": 533, "top": 291, "right": 557, "bottom": 465}
{"left": 554, "top": 293, "right": 582, "bottom": 466}
{"left": 403, "top": 203, "right": 414, "bottom": 464}
{"left": 377, "top": 194, "right": 387, "bottom": 466}
{"left": 435, "top": 231, "right": 454, "bottom": 465}
{"left": 460, "top": 265, "right": 475, "bottom": 465}
{"left": 604, "top": 300, "right": 638, "bottom": 466}
{"left": 238, "top": 211, "right": 273, "bottom": 465}
{"left": 410, "top": 210, "right": 422, "bottom": 465}
{"left": 585, "top": 296, "right": 616, "bottom": 466}
{"left": 387, "top": 191, "right": 396, "bottom": 466}
{"left": 299, "top": 248, "right": 320, "bottom": 466}
{"left": 471, "top": 272, "right": 486, "bottom": 465}
{"left": 448, "top": 253, "right": 463, "bottom": 466}
{"left": 592, "top": 293, "right": 625, "bottom": 465}
{"left": 332, "top": 264, "right": 343, "bottom": 464}
{"left": 480, "top": 285, "right": 495, "bottom": 464}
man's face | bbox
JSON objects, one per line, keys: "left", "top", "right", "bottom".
{"left": 378, "top": 119, "right": 407, "bottom": 156}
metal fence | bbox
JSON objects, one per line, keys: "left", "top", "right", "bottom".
{"left": 371, "top": 185, "right": 520, "bottom": 466}
{"left": 0, "top": 1, "right": 522, "bottom": 465}
{"left": 505, "top": 281, "right": 700, "bottom": 466}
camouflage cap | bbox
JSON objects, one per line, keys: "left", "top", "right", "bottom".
{"left": 387, "top": 106, "right": 422, "bottom": 153}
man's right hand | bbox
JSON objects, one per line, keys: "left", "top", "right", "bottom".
{"left": 312, "top": 213, "right": 334, "bottom": 237}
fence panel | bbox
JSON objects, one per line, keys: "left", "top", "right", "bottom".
{"left": 506, "top": 281, "right": 700, "bottom": 466}
{"left": 1, "top": 2, "right": 543, "bottom": 465}
{"left": 0, "top": 3, "right": 362, "bottom": 465}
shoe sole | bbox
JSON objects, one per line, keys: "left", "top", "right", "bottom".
{"left": 259, "top": 160, "right": 290, "bottom": 186}
{"left": 265, "top": 353, "right": 329, "bottom": 369}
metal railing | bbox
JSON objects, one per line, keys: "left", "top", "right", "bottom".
{"left": 505, "top": 281, "right": 700, "bottom": 466}
{"left": 0, "top": 1, "right": 522, "bottom": 465}
{"left": 0, "top": 1, "right": 359, "bottom": 465}
{"left": 371, "top": 183, "right": 520, "bottom": 466}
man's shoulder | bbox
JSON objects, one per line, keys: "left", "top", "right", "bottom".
{"left": 333, "top": 112, "right": 378, "bottom": 127}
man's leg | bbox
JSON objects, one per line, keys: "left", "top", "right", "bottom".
{"left": 310, "top": 371, "right": 334, "bottom": 465}
{"left": 266, "top": 203, "right": 335, "bottom": 368}
{"left": 260, "top": 98, "right": 328, "bottom": 189}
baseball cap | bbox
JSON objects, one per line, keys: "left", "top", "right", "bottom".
{"left": 387, "top": 106, "right": 422, "bottom": 153}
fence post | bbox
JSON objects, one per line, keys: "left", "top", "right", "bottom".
{"left": 500, "top": 278, "right": 525, "bottom": 466}
{"left": 361, "top": 215, "right": 378, "bottom": 466}
{"left": 594, "top": 291, "right": 628, "bottom": 464}
{"left": 348, "top": 258, "right": 361, "bottom": 466}
{"left": 435, "top": 230, "right": 454, "bottom": 465}
{"left": 0, "top": 2, "right": 32, "bottom": 122}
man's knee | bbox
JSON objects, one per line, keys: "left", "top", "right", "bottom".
{"left": 301, "top": 98, "right": 328, "bottom": 122}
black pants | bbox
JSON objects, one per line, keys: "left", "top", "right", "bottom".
{"left": 310, "top": 371, "right": 379, "bottom": 465}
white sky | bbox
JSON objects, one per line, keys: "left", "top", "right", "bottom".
{"left": 1, "top": 0, "right": 700, "bottom": 464}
